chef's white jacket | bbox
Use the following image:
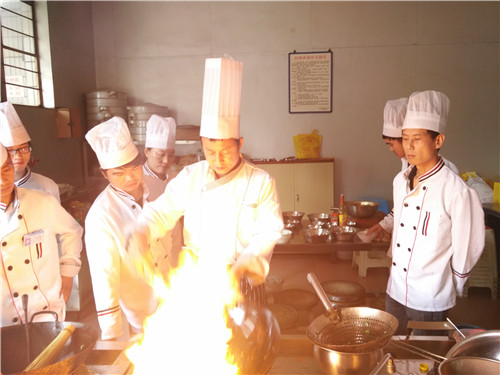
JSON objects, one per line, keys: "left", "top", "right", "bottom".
{"left": 386, "top": 159, "right": 485, "bottom": 311}
{"left": 380, "top": 156, "right": 460, "bottom": 233}
{"left": 1, "top": 188, "right": 82, "bottom": 326}
{"left": 85, "top": 184, "right": 159, "bottom": 340}
{"left": 142, "top": 163, "right": 182, "bottom": 277}
{"left": 15, "top": 168, "right": 61, "bottom": 202}
{"left": 140, "top": 159, "right": 284, "bottom": 281}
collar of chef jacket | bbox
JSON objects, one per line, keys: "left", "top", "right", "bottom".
{"left": 109, "top": 182, "right": 150, "bottom": 203}
{"left": 406, "top": 157, "right": 445, "bottom": 190}
{"left": 143, "top": 162, "right": 168, "bottom": 182}
{"left": 14, "top": 167, "right": 31, "bottom": 186}
{"left": 202, "top": 156, "right": 245, "bottom": 192}
{"left": 1, "top": 187, "right": 19, "bottom": 216}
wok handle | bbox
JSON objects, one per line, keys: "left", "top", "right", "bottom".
{"left": 24, "top": 324, "right": 76, "bottom": 372}
{"left": 306, "top": 272, "right": 333, "bottom": 313}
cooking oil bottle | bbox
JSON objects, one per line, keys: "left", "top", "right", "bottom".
{"left": 339, "top": 193, "right": 347, "bottom": 227}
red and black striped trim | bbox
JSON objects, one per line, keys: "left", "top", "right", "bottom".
{"left": 97, "top": 305, "right": 121, "bottom": 317}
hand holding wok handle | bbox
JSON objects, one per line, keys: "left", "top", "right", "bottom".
{"left": 24, "top": 324, "right": 75, "bottom": 371}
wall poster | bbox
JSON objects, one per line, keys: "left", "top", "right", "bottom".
{"left": 288, "top": 50, "right": 332, "bottom": 113}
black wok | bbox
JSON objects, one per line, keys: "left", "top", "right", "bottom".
{"left": 226, "top": 303, "right": 281, "bottom": 375}
{"left": 1, "top": 317, "right": 99, "bottom": 375}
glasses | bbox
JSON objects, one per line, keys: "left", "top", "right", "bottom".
{"left": 7, "top": 146, "right": 32, "bottom": 156}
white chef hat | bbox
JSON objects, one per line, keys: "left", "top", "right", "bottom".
{"left": 0, "top": 101, "right": 31, "bottom": 147}
{"left": 0, "top": 144, "right": 7, "bottom": 166}
{"left": 402, "top": 90, "right": 450, "bottom": 134}
{"left": 200, "top": 57, "right": 243, "bottom": 139}
{"left": 145, "top": 115, "right": 176, "bottom": 149}
{"left": 85, "top": 116, "right": 138, "bottom": 169}
{"left": 382, "top": 98, "right": 408, "bottom": 138}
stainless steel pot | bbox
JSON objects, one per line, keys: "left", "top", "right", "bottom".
{"left": 438, "top": 357, "right": 500, "bottom": 375}
{"left": 445, "top": 330, "right": 500, "bottom": 361}
{"left": 313, "top": 345, "right": 383, "bottom": 375}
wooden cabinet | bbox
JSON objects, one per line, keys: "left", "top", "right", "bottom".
{"left": 255, "top": 158, "right": 334, "bottom": 213}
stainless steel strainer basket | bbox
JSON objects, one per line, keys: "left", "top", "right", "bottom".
{"left": 306, "top": 273, "right": 398, "bottom": 353}
{"left": 307, "top": 306, "right": 398, "bottom": 353}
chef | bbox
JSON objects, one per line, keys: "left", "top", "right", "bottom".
{"left": 0, "top": 143, "right": 82, "bottom": 326}
{"left": 0, "top": 101, "right": 60, "bottom": 202}
{"left": 84, "top": 117, "right": 160, "bottom": 340}
{"left": 385, "top": 90, "right": 485, "bottom": 335}
{"left": 127, "top": 57, "right": 284, "bottom": 307}
{"left": 142, "top": 114, "right": 183, "bottom": 272}
{"left": 368, "top": 97, "right": 460, "bottom": 242}
{"left": 143, "top": 115, "right": 177, "bottom": 200}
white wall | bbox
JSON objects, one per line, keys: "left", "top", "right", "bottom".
{"left": 91, "top": 1, "right": 499, "bottom": 205}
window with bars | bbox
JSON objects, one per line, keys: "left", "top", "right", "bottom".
{"left": 1, "top": 0, "right": 42, "bottom": 106}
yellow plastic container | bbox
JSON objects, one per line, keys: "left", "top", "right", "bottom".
{"left": 293, "top": 129, "right": 321, "bottom": 159}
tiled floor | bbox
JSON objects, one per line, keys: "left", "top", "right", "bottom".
{"left": 68, "top": 252, "right": 500, "bottom": 339}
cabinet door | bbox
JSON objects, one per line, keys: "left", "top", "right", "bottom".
{"left": 258, "top": 164, "right": 295, "bottom": 211}
{"left": 294, "top": 162, "right": 334, "bottom": 213}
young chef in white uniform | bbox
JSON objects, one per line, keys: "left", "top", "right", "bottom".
{"left": 127, "top": 57, "right": 284, "bottom": 307}
{"left": 368, "top": 97, "right": 460, "bottom": 242}
{"left": 0, "top": 101, "right": 60, "bottom": 202}
{"left": 385, "top": 90, "right": 485, "bottom": 335}
{"left": 0, "top": 143, "right": 82, "bottom": 327}
{"left": 84, "top": 117, "right": 161, "bottom": 340}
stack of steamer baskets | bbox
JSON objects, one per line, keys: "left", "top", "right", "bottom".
{"left": 85, "top": 90, "right": 128, "bottom": 129}
{"left": 127, "top": 104, "right": 169, "bottom": 144}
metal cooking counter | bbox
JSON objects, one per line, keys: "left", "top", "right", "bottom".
{"left": 78, "top": 335, "right": 455, "bottom": 375}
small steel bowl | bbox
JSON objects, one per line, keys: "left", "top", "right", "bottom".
{"left": 345, "top": 201, "right": 380, "bottom": 218}
{"left": 282, "top": 211, "right": 305, "bottom": 222}
{"left": 334, "top": 226, "right": 358, "bottom": 242}
{"left": 308, "top": 213, "right": 331, "bottom": 226}
{"left": 304, "top": 227, "right": 331, "bottom": 243}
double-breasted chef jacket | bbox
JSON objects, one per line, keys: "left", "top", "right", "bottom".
{"left": 15, "top": 167, "right": 61, "bottom": 203}
{"left": 140, "top": 158, "right": 284, "bottom": 282}
{"left": 1, "top": 187, "right": 82, "bottom": 326}
{"left": 85, "top": 184, "right": 160, "bottom": 340}
{"left": 380, "top": 155, "right": 460, "bottom": 235}
{"left": 387, "top": 158, "right": 485, "bottom": 312}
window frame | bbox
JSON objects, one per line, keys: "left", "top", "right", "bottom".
{"left": 1, "top": 0, "right": 43, "bottom": 107}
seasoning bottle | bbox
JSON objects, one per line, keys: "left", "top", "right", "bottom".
{"left": 339, "top": 194, "right": 347, "bottom": 227}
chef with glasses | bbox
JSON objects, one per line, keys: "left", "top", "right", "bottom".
{"left": 0, "top": 102, "right": 60, "bottom": 202}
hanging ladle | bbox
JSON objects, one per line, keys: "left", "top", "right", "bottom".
{"left": 22, "top": 294, "right": 31, "bottom": 363}
{"left": 446, "top": 317, "right": 466, "bottom": 339}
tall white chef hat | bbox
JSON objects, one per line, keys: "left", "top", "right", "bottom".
{"left": 145, "top": 115, "right": 176, "bottom": 149}
{"left": 382, "top": 98, "right": 408, "bottom": 138}
{"left": 85, "top": 116, "right": 138, "bottom": 169}
{"left": 200, "top": 57, "right": 243, "bottom": 139}
{"left": 0, "top": 101, "right": 31, "bottom": 147}
{"left": 0, "top": 144, "right": 7, "bottom": 166}
{"left": 402, "top": 90, "right": 449, "bottom": 134}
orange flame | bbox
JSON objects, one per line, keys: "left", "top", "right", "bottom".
{"left": 126, "top": 249, "right": 242, "bottom": 374}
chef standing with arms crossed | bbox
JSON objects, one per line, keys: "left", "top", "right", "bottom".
{"left": 0, "top": 142, "right": 82, "bottom": 326}
{"left": 0, "top": 101, "right": 60, "bottom": 202}
{"left": 385, "top": 90, "right": 485, "bottom": 335}
{"left": 127, "top": 57, "right": 284, "bottom": 307}
{"left": 84, "top": 117, "right": 160, "bottom": 340}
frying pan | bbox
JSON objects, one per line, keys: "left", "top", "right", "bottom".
{"left": 1, "top": 312, "right": 99, "bottom": 375}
